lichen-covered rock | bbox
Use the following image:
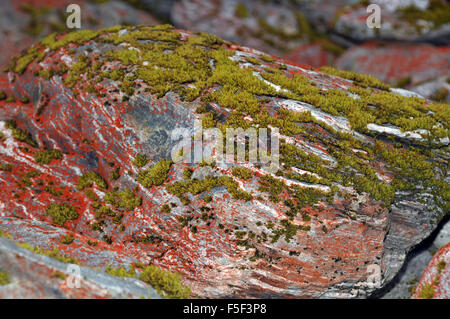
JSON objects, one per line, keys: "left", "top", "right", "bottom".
{"left": 170, "top": 0, "right": 343, "bottom": 61}
{"left": 0, "top": 25, "right": 448, "bottom": 298}
{"left": 335, "top": 42, "right": 450, "bottom": 86}
{"left": 412, "top": 243, "right": 450, "bottom": 299}
{"left": 306, "top": 0, "right": 450, "bottom": 44}
{"left": 335, "top": 42, "right": 450, "bottom": 102}
{"left": 0, "top": 0, "right": 160, "bottom": 68}
{"left": 283, "top": 42, "right": 337, "bottom": 68}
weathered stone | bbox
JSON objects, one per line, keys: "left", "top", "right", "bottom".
{"left": 0, "top": 25, "right": 448, "bottom": 299}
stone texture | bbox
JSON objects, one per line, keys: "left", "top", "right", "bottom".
{"left": 0, "top": 0, "right": 160, "bottom": 68}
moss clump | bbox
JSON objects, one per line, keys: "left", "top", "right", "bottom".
{"left": 109, "top": 167, "right": 120, "bottom": 181}
{"left": 0, "top": 268, "right": 11, "bottom": 286}
{"left": 9, "top": 45, "right": 45, "bottom": 74}
{"left": 320, "top": 66, "right": 390, "bottom": 91}
{"left": 0, "top": 91, "right": 6, "bottom": 100}
{"left": 231, "top": 167, "right": 253, "bottom": 179}
{"left": 139, "top": 265, "right": 191, "bottom": 299}
{"left": 84, "top": 189, "right": 98, "bottom": 201}
{"left": 104, "top": 188, "right": 142, "bottom": 211}
{"left": 161, "top": 204, "right": 171, "bottom": 213}
{"left": 51, "top": 271, "right": 67, "bottom": 280}
{"left": 106, "top": 49, "right": 140, "bottom": 65}
{"left": 419, "top": 283, "right": 435, "bottom": 299}
{"left": 5, "top": 120, "right": 38, "bottom": 147}
{"left": 167, "top": 175, "right": 252, "bottom": 204}
{"left": 0, "top": 164, "right": 13, "bottom": 172}
{"left": 20, "top": 96, "right": 30, "bottom": 104}
{"left": 258, "top": 175, "right": 285, "bottom": 203}
{"left": 137, "top": 159, "right": 172, "bottom": 188}
{"left": 64, "top": 54, "right": 91, "bottom": 88}
{"left": 60, "top": 234, "right": 74, "bottom": 244}
{"left": 203, "top": 194, "right": 212, "bottom": 203}
{"left": 105, "top": 264, "right": 136, "bottom": 278}
{"left": 34, "top": 148, "right": 62, "bottom": 165}
{"left": 133, "top": 154, "right": 148, "bottom": 167}
{"left": 437, "top": 260, "right": 446, "bottom": 272}
{"left": 45, "top": 203, "right": 79, "bottom": 226}
{"left": 77, "top": 171, "right": 107, "bottom": 190}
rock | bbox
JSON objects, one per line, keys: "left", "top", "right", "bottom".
{"left": 335, "top": 42, "right": 450, "bottom": 100}
{"left": 412, "top": 243, "right": 450, "bottom": 299}
{"left": 0, "top": 236, "right": 161, "bottom": 298}
{"left": 171, "top": 0, "right": 318, "bottom": 57}
{"left": 0, "top": 0, "right": 160, "bottom": 68}
{"left": 307, "top": 0, "right": 450, "bottom": 45}
{"left": 380, "top": 217, "right": 450, "bottom": 299}
{"left": 283, "top": 42, "right": 337, "bottom": 68}
{"left": 0, "top": 25, "right": 448, "bottom": 298}
{"left": 138, "top": 0, "right": 179, "bottom": 21}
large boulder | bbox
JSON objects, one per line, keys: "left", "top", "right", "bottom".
{"left": 335, "top": 42, "right": 450, "bottom": 102}
{"left": 170, "top": 0, "right": 343, "bottom": 61}
{"left": 302, "top": 0, "right": 450, "bottom": 45}
{"left": 0, "top": 25, "right": 448, "bottom": 298}
{"left": 0, "top": 0, "right": 160, "bottom": 68}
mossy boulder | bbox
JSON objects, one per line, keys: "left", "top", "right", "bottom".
{"left": 0, "top": 24, "right": 448, "bottom": 299}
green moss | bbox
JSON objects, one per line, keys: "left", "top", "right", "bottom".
{"left": 64, "top": 54, "right": 91, "bottom": 88}
{"left": 9, "top": 46, "right": 45, "bottom": 74}
{"left": 5, "top": 120, "right": 38, "bottom": 147}
{"left": 18, "top": 243, "right": 79, "bottom": 264}
{"left": 0, "top": 268, "right": 10, "bottom": 286}
{"left": 60, "top": 234, "right": 74, "bottom": 244}
{"left": 258, "top": 175, "right": 284, "bottom": 203}
{"left": 232, "top": 167, "right": 253, "bottom": 179}
{"left": 166, "top": 175, "right": 252, "bottom": 204}
{"left": 45, "top": 203, "right": 79, "bottom": 226}
{"left": 183, "top": 168, "right": 193, "bottom": 180}
{"left": 34, "top": 148, "right": 62, "bottom": 165}
{"left": 20, "top": 96, "right": 30, "bottom": 104}
{"left": 77, "top": 171, "right": 108, "bottom": 190}
{"left": 51, "top": 271, "right": 67, "bottom": 280}
{"left": 137, "top": 159, "right": 172, "bottom": 188}
{"left": 203, "top": 195, "right": 212, "bottom": 203}
{"left": 0, "top": 164, "right": 13, "bottom": 172}
{"left": 45, "top": 29, "right": 100, "bottom": 51}
{"left": 235, "top": 3, "right": 249, "bottom": 18}
{"left": 106, "top": 49, "right": 140, "bottom": 65}
{"left": 0, "top": 91, "right": 6, "bottom": 100}
{"left": 109, "top": 167, "right": 120, "bottom": 181}
{"left": 105, "top": 264, "right": 136, "bottom": 278}
{"left": 437, "top": 260, "right": 446, "bottom": 273}
{"left": 419, "top": 283, "right": 435, "bottom": 299}
{"left": 320, "top": 66, "right": 390, "bottom": 90}
{"left": 133, "top": 154, "right": 148, "bottom": 167}
{"left": 104, "top": 188, "right": 142, "bottom": 211}
{"left": 139, "top": 265, "right": 191, "bottom": 299}
{"left": 161, "top": 204, "right": 171, "bottom": 213}
{"left": 84, "top": 189, "right": 98, "bottom": 201}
